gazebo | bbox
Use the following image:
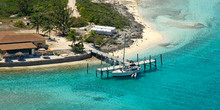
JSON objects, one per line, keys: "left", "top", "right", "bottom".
{"left": 15, "top": 52, "right": 24, "bottom": 61}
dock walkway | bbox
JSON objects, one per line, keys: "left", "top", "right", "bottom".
{"left": 84, "top": 45, "right": 157, "bottom": 72}
{"left": 96, "top": 59, "right": 156, "bottom": 71}
{"left": 85, "top": 45, "right": 130, "bottom": 64}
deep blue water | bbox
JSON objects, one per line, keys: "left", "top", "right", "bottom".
{"left": 0, "top": 0, "right": 220, "bottom": 109}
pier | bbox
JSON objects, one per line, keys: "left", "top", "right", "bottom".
{"left": 85, "top": 45, "right": 163, "bottom": 79}
{"left": 85, "top": 45, "right": 130, "bottom": 65}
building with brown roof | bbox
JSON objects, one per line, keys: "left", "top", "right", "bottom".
{"left": 0, "top": 31, "right": 46, "bottom": 56}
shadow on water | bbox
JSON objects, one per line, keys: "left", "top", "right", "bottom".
{"left": 99, "top": 69, "right": 159, "bottom": 81}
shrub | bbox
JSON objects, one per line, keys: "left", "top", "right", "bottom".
{"left": 85, "top": 31, "right": 105, "bottom": 46}
{"left": 13, "top": 20, "right": 26, "bottom": 28}
{"left": 70, "top": 17, "right": 88, "bottom": 27}
{"left": 55, "top": 53, "right": 60, "bottom": 56}
{"left": 72, "top": 42, "right": 84, "bottom": 53}
{"left": 76, "top": 0, "right": 129, "bottom": 29}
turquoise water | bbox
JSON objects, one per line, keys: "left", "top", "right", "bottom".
{"left": 0, "top": 0, "right": 220, "bottom": 110}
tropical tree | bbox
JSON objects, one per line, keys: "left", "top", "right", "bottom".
{"left": 42, "top": 24, "right": 54, "bottom": 39}
{"left": 30, "top": 13, "right": 43, "bottom": 34}
{"left": 66, "top": 29, "right": 76, "bottom": 46}
{"left": 42, "top": 14, "right": 54, "bottom": 39}
{"left": 72, "top": 42, "right": 84, "bottom": 53}
{"left": 17, "top": 0, "right": 32, "bottom": 16}
{"left": 52, "top": 0, "right": 73, "bottom": 35}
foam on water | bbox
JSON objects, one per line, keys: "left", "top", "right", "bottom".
{"left": 131, "top": 0, "right": 220, "bottom": 57}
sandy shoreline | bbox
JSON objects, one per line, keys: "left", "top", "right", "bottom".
{"left": 113, "top": 0, "right": 164, "bottom": 57}
{"left": 0, "top": 0, "right": 163, "bottom": 70}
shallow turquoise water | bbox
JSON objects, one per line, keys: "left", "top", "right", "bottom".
{"left": 0, "top": 0, "right": 220, "bottom": 110}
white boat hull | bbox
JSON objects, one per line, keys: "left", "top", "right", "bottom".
{"left": 111, "top": 70, "right": 134, "bottom": 77}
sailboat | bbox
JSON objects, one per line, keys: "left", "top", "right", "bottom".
{"left": 111, "top": 34, "right": 142, "bottom": 77}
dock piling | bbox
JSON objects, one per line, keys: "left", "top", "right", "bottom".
{"left": 155, "top": 58, "right": 157, "bottom": 69}
{"left": 87, "top": 63, "right": 89, "bottom": 74}
{"left": 149, "top": 56, "right": 152, "bottom": 70}
{"left": 113, "top": 60, "right": 115, "bottom": 70}
{"left": 137, "top": 54, "right": 139, "bottom": 66}
{"left": 144, "top": 57, "right": 146, "bottom": 71}
{"left": 160, "top": 54, "right": 163, "bottom": 65}
{"left": 96, "top": 69, "right": 97, "bottom": 77}
{"left": 101, "top": 71, "right": 103, "bottom": 79}
{"left": 107, "top": 66, "right": 109, "bottom": 78}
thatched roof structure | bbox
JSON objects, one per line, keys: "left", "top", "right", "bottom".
{"left": 3, "top": 53, "right": 12, "bottom": 58}
{"left": 15, "top": 52, "right": 24, "bottom": 56}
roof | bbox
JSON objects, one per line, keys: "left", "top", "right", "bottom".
{"left": 0, "top": 31, "right": 17, "bottom": 38}
{"left": 0, "top": 42, "right": 37, "bottom": 51}
{"left": 94, "top": 25, "right": 116, "bottom": 30}
{"left": 0, "top": 31, "right": 45, "bottom": 44}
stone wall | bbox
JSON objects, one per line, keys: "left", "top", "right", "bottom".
{"left": 0, "top": 52, "right": 92, "bottom": 67}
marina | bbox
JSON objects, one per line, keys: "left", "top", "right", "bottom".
{"left": 93, "top": 54, "right": 161, "bottom": 78}
{"left": 88, "top": 44, "right": 162, "bottom": 78}
{"left": 85, "top": 33, "right": 162, "bottom": 78}
{"left": 86, "top": 33, "right": 162, "bottom": 78}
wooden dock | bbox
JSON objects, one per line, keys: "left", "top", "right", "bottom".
{"left": 96, "top": 59, "right": 156, "bottom": 71}
{"left": 85, "top": 45, "right": 163, "bottom": 78}
{"left": 85, "top": 45, "right": 130, "bottom": 65}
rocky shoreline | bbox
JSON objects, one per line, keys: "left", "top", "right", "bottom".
{"left": 99, "top": 0, "right": 144, "bottom": 52}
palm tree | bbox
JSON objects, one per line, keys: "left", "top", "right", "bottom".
{"left": 31, "top": 13, "right": 43, "bottom": 34}
{"left": 42, "top": 24, "right": 54, "bottom": 39}
{"left": 66, "top": 29, "right": 76, "bottom": 46}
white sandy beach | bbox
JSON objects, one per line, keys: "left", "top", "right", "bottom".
{"left": 113, "top": 0, "right": 164, "bottom": 57}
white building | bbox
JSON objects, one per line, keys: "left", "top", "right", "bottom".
{"left": 91, "top": 25, "right": 116, "bottom": 35}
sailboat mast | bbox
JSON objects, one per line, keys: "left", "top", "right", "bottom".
{"left": 123, "top": 33, "right": 126, "bottom": 66}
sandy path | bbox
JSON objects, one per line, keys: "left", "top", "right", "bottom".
{"left": 68, "top": 0, "right": 81, "bottom": 18}
{"left": 113, "top": 0, "right": 164, "bottom": 57}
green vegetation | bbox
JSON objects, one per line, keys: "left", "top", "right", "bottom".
{"left": 85, "top": 31, "right": 105, "bottom": 46}
{"left": 0, "top": 0, "right": 18, "bottom": 18}
{"left": 13, "top": 20, "right": 26, "bottom": 28}
{"left": 66, "top": 30, "right": 84, "bottom": 53}
{"left": 66, "top": 29, "right": 77, "bottom": 46}
{"left": 0, "top": 0, "right": 72, "bottom": 35}
{"left": 70, "top": 17, "right": 88, "bottom": 27}
{"left": 76, "top": 0, "right": 129, "bottom": 29}
{"left": 72, "top": 42, "right": 84, "bottom": 53}
{"left": 30, "top": 13, "right": 43, "bottom": 33}
{"left": 54, "top": 52, "right": 61, "bottom": 56}
{"left": 0, "top": 0, "right": 68, "bottom": 18}
{"left": 52, "top": 0, "right": 72, "bottom": 35}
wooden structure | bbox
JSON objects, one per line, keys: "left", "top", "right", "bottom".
{"left": 89, "top": 47, "right": 163, "bottom": 78}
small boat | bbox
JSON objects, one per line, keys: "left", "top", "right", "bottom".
{"left": 111, "top": 33, "right": 137, "bottom": 77}
{"left": 112, "top": 67, "right": 134, "bottom": 77}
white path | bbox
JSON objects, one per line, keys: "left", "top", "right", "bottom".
{"left": 68, "top": 0, "right": 81, "bottom": 18}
